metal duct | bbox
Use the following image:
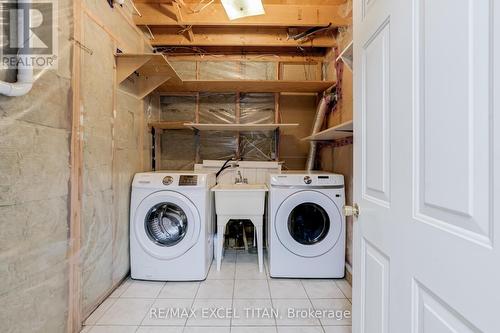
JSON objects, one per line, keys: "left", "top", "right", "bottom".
{"left": 305, "top": 94, "right": 332, "bottom": 170}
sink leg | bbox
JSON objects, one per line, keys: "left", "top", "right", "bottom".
{"left": 253, "top": 216, "right": 264, "bottom": 273}
{"left": 216, "top": 216, "right": 229, "bottom": 272}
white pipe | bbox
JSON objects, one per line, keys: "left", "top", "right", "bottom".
{"left": 0, "top": 1, "right": 33, "bottom": 97}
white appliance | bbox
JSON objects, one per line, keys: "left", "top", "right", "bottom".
{"left": 130, "top": 171, "right": 215, "bottom": 281}
{"left": 267, "top": 172, "right": 345, "bottom": 278}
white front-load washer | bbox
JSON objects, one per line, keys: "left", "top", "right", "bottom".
{"left": 267, "top": 172, "right": 345, "bottom": 278}
{"left": 130, "top": 171, "right": 215, "bottom": 281}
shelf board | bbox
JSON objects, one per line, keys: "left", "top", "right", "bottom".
{"left": 115, "top": 53, "right": 182, "bottom": 99}
{"left": 184, "top": 123, "right": 299, "bottom": 131}
{"left": 336, "top": 41, "right": 353, "bottom": 72}
{"left": 116, "top": 54, "right": 336, "bottom": 98}
{"left": 159, "top": 80, "right": 336, "bottom": 93}
{"left": 148, "top": 121, "right": 187, "bottom": 130}
{"left": 302, "top": 120, "right": 353, "bottom": 141}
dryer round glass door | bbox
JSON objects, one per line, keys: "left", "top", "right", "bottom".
{"left": 145, "top": 202, "right": 188, "bottom": 247}
{"left": 275, "top": 190, "right": 342, "bottom": 258}
{"left": 134, "top": 191, "right": 201, "bottom": 260}
{"left": 288, "top": 203, "right": 330, "bottom": 245}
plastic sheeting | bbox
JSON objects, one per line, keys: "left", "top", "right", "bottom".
{"left": 240, "top": 131, "right": 276, "bottom": 161}
{"left": 160, "top": 95, "right": 197, "bottom": 122}
{"left": 240, "top": 93, "right": 275, "bottom": 124}
{"left": 1, "top": 0, "right": 151, "bottom": 331}
{"left": 169, "top": 60, "right": 278, "bottom": 81}
{"left": 160, "top": 129, "right": 196, "bottom": 170}
{"left": 199, "top": 92, "right": 237, "bottom": 123}
{"left": 159, "top": 91, "right": 277, "bottom": 163}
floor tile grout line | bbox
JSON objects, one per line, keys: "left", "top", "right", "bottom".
{"left": 265, "top": 268, "right": 278, "bottom": 328}
{"left": 230, "top": 250, "right": 239, "bottom": 332}
{"left": 183, "top": 278, "right": 203, "bottom": 332}
{"left": 301, "top": 279, "right": 325, "bottom": 332}
{"left": 334, "top": 280, "right": 350, "bottom": 300}
{"left": 84, "top": 295, "right": 118, "bottom": 326}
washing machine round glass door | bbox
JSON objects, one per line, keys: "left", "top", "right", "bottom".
{"left": 134, "top": 191, "right": 201, "bottom": 260}
{"left": 275, "top": 190, "right": 342, "bottom": 257}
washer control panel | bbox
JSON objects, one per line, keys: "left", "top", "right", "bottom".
{"left": 179, "top": 175, "right": 198, "bottom": 186}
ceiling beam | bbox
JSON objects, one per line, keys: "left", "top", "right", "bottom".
{"left": 134, "top": 0, "right": 349, "bottom": 4}
{"left": 134, "top": 3, "right": 351, "bottom": 27}
{"left": 149, "top": 27, "right": 336, "bottom": 47}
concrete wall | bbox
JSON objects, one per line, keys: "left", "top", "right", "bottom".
{"left": 0, "top": 0, "right": 73, "bottom": 331}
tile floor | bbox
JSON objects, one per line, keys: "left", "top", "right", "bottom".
{"left": 82, "top": 250, "right": 352, "bottom": 333}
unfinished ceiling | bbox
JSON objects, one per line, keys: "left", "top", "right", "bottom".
{"left": 133, "top": 0, "right": 352, "bottom": 56}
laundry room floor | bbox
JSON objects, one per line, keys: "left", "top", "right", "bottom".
{"left": 81, "top": 250, "right": 352, "bottom": 333}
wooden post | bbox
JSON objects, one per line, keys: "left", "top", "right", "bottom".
{"left": 274, "top": 93, "right": 280, "bottom": 161}
{"left": 68, "top": 0, "right": 83, "bottom": 331}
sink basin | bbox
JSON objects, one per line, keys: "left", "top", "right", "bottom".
{"left": 212, "top": 183, "right": 268, "bottom": 216}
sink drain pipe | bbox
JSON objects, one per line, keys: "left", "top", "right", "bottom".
{"left": 0, "top": 1, "right": 34, "bottom": 97}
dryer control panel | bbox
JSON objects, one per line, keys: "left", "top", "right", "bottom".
{"left": 179, "top": 175, "right": 198, "bottom": 186}
{"left": 269, "top": 172, "right": 344, "bottom": 187}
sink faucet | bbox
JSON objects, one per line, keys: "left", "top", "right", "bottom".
{"left": 235, "top": 170, "right": 248, "bottom": 184}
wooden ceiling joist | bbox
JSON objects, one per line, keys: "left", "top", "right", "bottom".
{"left": 134, "top": 0, "right": 349, "bottom": 4}
{"left": 134, "top": 3, "right": 351, "bottom": 27}
{"left": 150, "top": 27, "right": 336, "bottom": 48}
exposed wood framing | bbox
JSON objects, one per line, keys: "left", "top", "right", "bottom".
{"left": 83, "top": 6, "right": 128, "bottom": 48}
{"left": 159, "top": 80, "right": 335, "bottom": 93}
{"left": 150, "top": 27, "right": 336, "bottom": 47}
{"left": 134, "top": 3, "right": 351, "bottom": 27}
{"left": 184, "top": 123, "right": 299, "bottom": 131}
{"left": 116, "top": 54, "right": 183, "bottom": 98}
{"left": 148, "top": 121, "right": 186, "bottom": 129}
{"left": 116, "top": 53, "right": 183, "bottom": 84}
{"left": 135, "top": 0, "right": 349, "bottom": 4}
{"left": 68, "top": 0, "right": 83, "bottom": 331}
{"left": 235, "top": 92, "right": 241, "bottom": 159}
{"left": 167, "top": 54, "right": 325, "bottom": 63}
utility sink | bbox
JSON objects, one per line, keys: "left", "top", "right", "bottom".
{"left": 211, "top": 183, "right": 268, "bottom": 216}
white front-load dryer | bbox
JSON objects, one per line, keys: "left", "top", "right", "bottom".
{"left": 267, "top": 172, "right": 345, "bottom": 278}
{"left": 130, "top": 171, "right": 215, "bottom": 281}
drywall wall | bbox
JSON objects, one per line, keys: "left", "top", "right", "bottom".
{"left": 79, "top": 0, "right": 149, "bottom": 318}
{"left": 0, "top": 0, "right": 73, "bottom": 331}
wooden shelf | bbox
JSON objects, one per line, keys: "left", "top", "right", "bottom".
{"left": 336, "top": 41, "right": 353, "bottom": 72}
{"left": 115, "top": 53, "right": 182, "bottom": 99}
{"left": 159, "top": 80, "right": 336, "bottom": 93}
{"left": 148, "top": 121, "right": 186, "bottom": 130}
{"left": 116, "top": 53, "right": 336, "bottom": 98}
{"left": 302, "top": 120, "right": 353, "bottom": 141}
{"left": 184, "top": 123, "right": 299, "bottom": 131}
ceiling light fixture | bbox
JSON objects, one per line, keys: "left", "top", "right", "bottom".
{"left": 221, "top": 0, "right": 265, "bottom": 20}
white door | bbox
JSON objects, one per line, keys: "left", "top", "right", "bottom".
{"left": 352, "top": 0, "right": 500, "bottom": 332}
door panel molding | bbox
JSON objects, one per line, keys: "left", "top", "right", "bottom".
{"left": 360, "top": 238, "right": 390, "bottom": 333}
{"left": 412, "top": 0, "right": 494, "bottom": 247}
{"left": 411, "top": 279, "right": 481, "bottom": 333}
{"left": 361, "top": 18, "right": 391, "bottom": 208}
